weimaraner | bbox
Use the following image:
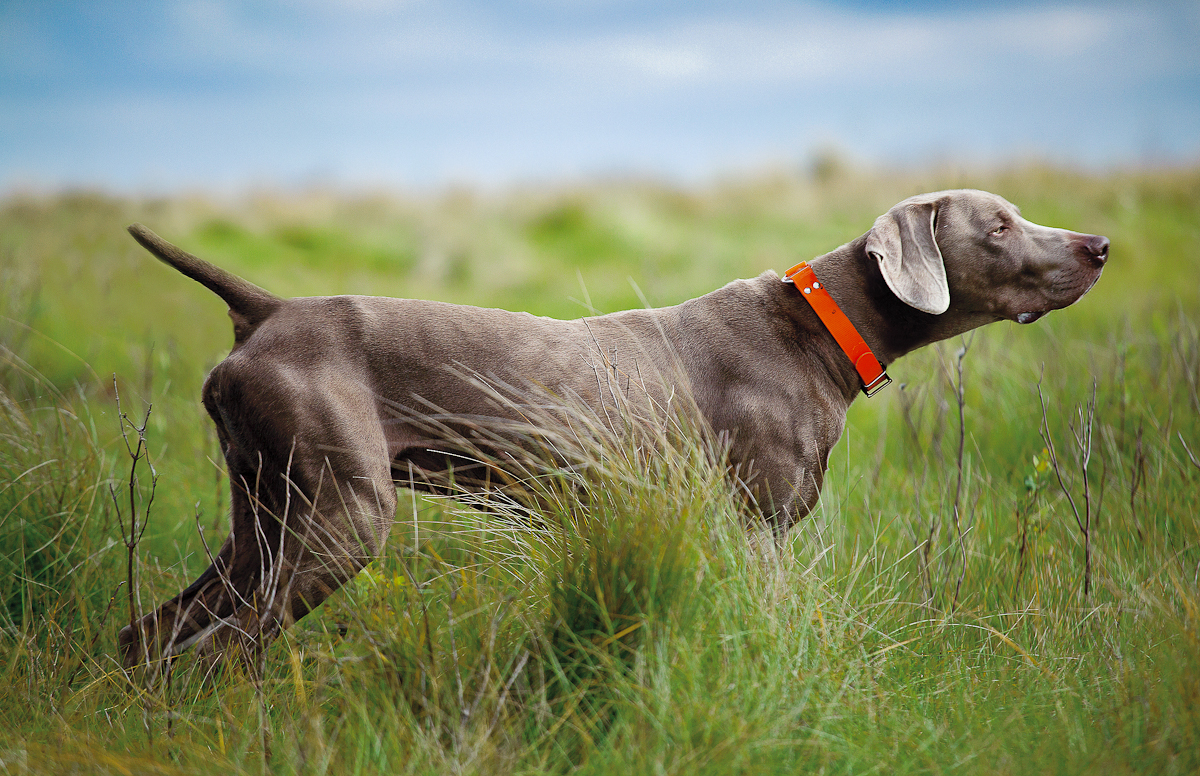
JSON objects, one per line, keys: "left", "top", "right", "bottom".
{"left": 118, "top": 189, "right": 1107, "bottom": 666}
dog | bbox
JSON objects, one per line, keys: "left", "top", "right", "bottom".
{"left": 117, "top": 189, "right": 1107, "bottom": 666}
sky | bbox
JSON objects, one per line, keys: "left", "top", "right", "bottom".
{"left": 2, "top": 0, "right": 1198, "bottom": 191}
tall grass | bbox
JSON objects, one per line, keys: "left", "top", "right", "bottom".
{"left": 1, "top": 165, "right": 1198, "bottom": 773}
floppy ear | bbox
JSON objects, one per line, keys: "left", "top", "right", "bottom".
{"left": 864, "top": 200, "right": 949, "bottom": 315}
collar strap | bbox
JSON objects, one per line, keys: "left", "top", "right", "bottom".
{"left": 784, "top": 261, "right": 892, "bottom": 397}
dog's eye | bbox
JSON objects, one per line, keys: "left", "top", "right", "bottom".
{"left": 991, "top": 225, "right": 1008, "bottom": 236}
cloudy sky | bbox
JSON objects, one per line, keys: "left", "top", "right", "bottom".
{"left": 2, "top": 1, "right": 1197, "bottom": 191}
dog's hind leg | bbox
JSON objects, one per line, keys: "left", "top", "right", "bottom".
{"left": 119, "top": 365, "right": 398, "bottom": 668}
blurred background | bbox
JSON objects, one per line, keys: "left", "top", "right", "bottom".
{"left": 2, "top": 0, "right": 1198, "bottom": 191}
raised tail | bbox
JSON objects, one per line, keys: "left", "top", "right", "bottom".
{"left": 128, "top": 223, "right": 282, "bottom": 344}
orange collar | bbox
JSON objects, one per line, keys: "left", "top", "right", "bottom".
{"left": 784, "top": 261, "right": 892, "bottom": 397}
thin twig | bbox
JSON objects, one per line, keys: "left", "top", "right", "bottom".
{"left": 1037, "top": 371, "right": 1096, "bottom": 598}
{"left": 1179, "top": 433, "right": 1200, "bottom": 473}
{"left": 948, "top": 335, "right": 972, "bottom": 610}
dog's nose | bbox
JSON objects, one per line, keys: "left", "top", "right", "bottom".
{"left": 1081, "top": 235, "right": 1109, "bottom": 265}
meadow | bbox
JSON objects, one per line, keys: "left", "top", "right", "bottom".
{"left": 1, "top": 164, "right": 1198, "bottom": 774}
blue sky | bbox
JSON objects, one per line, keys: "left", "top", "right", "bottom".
{"left": 2, "top": 1, "right": 1198, "bottom": 191}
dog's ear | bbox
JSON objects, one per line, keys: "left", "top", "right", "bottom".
{"left": 865, "top": 200, "right": 949, "bottom": 315}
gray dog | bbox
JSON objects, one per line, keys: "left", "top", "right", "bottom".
{"left": 118, "top": 189, "right": 1107, "bottom": 666}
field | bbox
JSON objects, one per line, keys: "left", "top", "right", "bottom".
{"left": 2, "top": 165, "right": 1199, "bottom": 774}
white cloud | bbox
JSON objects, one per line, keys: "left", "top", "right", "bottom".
{"left": 140, "top": 1, "right": 1176, "bottom": 98}
{"left": 611, "top": 42, "right": 710, "bottom": 79}
{"left": 540, "top": 4, "right": 1130, "bottom": 90}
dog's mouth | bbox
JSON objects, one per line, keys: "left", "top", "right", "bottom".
{"left": 1015, "top": 310, "right": 1048, "bottom": 324}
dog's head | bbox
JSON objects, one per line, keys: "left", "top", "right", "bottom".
{"left": 865, "top": 189, "right": 1108, "bottom": 324}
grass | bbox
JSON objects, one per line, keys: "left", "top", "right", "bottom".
{"left": 1, "top": 164, "right": 1199, "bottom": 773}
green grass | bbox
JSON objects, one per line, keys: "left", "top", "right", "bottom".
{"left": 1, "top": 165, "right": 1199, "bottom": 774}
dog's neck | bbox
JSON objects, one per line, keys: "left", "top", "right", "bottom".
{"left": 807, "top": 237, "right": 995, "bottom": 370}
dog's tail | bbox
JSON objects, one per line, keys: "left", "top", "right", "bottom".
{"left": 128, "top": 223, "right": 282, "bottom": 343}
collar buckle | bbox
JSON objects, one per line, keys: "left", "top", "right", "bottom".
{"left": 862, "top": 372, "right": 893, "bottom": 397}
